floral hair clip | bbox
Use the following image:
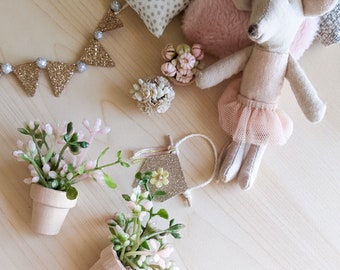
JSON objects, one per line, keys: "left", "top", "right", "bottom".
{"left": 131, "top": 134, "right": 217, "bottom": 206}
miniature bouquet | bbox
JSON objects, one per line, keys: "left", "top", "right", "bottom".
{"left": 161, "top": 43, "right": 204, "bottom": 85}
{"left": 105, "top": 170, "right": 184, "bottom": 270}
{"left": 130, "top": 76, "right": 175, "bottom": 114}
{"left": 13, "top": 119, "right": 129, "bottom": 200}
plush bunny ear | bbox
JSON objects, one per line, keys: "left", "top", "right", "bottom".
{"left": 232, "top": 0, "right": 252, "bottom": 11}
{"left": 303, "top": 0, "right": 337, "bottom": 16}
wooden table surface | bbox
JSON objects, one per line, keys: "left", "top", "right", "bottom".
{"left": 1, "top": 1, "right": 340, "bottom": 269}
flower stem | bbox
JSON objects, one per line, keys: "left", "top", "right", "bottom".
{"left": 30, "top": 158, "right": 48, "bottom": 187}
{"left": 130, "top": 217, "right": 142, "bottom": 253}
{"left": 54, "top": 143, "right": 69, "bottom": 170}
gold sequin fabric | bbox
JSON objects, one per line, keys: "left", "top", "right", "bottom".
{"left": 136, "top": 153, "right": 188, "bottom": 202}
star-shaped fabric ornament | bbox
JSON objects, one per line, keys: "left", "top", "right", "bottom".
{"left": 125, "top": 0, "right": 191, "bottom": 38}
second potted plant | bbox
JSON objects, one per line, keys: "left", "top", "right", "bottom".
{"left": 91, "top": 170, "right": 184, "bottom": 270}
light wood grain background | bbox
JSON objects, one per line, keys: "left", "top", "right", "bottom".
{"left": 0, "top": 1, "right": 339, "bottom": 269}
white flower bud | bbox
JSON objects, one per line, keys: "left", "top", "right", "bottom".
{"left": 44, "top": 123, "right": 53, "bottom": 135}
{"left": 27, "top": 140, "right": 36, "bottom": 152}
{"left": 42, "top": 163, "right": 51, "bottom": 173}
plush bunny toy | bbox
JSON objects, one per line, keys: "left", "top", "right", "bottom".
{"left": 196, "top": 0, "right": 337, "bottom": 190}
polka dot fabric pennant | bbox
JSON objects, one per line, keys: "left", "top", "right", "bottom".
{"left": 126, "top": 0, "right": 191, "bottom": 38}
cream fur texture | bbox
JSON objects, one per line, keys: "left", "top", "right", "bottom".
{"left": 182, "top": 0, "right": 319, "bottom": 59}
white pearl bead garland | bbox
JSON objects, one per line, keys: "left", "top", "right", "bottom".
{"left": 76, "top": 62, "right": 87, "bottom": 73}
{"left": 94, "top": 30, "right": 103, "bottom": 40}
{"left": 111, "top": 1, "right": 122, "bottom": 13}
{"left": 1, "top": 63, "right": 12, "bottom": 74}
{"left": 36, "top": 57, "right": 48, "bottom": 69}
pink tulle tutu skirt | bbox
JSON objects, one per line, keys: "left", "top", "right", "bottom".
{"left": 219, "top": 94, "right": 293, "bottom": 145}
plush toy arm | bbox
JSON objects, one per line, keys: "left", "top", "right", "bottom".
{"left": 196, "top": 46, "right": 253, "bottom": 89}
{"left": 286, "top": 55, "right": 326, "bottom": 123}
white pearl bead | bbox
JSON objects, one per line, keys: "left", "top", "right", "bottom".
{"left": 36, "top": 57, "right": 48, "bottom": 69}
{"left": 1, "top": 63, "right": 12, "bottom": 74}
{"left": 76, "top": 62, "right": 87, "bottom": 73}
{"left": 94, "top": 31, "right": 103, "bottom": 40}
{"left": 111, "top": 1, "right": 121, "bottom": 13}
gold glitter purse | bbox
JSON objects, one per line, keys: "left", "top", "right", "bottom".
{"left": 131, "top": 134, "right": 217, "bottom": 206}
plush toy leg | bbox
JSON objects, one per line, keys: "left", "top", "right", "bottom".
{"left": 217, "top": 140, "right": 246, "bottom": 183}
{"left": 238, "top": 143, "right": 267, "bottom": 190}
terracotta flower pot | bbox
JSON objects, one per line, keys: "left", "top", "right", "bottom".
{"left": 90, "top": 245, "right": 126, "bottom": 270}
{"left": 29, "top": 184, "right": 78, "bottom": 235}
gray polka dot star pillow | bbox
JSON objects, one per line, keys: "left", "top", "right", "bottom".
{"left": 317, "top": 1, "right": 340, "bottom": 46}
{"left": 126, "top": 0, "right": 191, "bottom": 38}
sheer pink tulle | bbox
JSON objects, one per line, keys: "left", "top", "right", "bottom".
{"left": 219, "top": 94, "right": 293, "bottom": 145}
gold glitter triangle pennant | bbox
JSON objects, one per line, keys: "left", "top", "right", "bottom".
{"left": 46, "top": 61, "right": 75, "bottom": 97}
{"left": 80, "top": 39, "right": 115, "bottom": 67}
{"left": 135, "top": 153, "right": 188, "bottom": 202}
{"left": 96, "top": 9, "right": 123, "bottom": 32}
{"left": 12, "top": 62, "right": 40, "bottom": 96}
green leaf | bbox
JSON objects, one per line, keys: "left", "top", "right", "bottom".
{"left": 122, "top": 194, "right": 131, "bottom": 201}
{"left": 153, "top": 190, "right": 166, "bottom": 198}
{"left": 17, "top": 128, "right": 29, "bottom": 135}
{"left": 69, "top": 144, "right": 79, "bottom": 154}
{"left": 64, "top": 134, "right": 70, "bottom": 142}
{"left": 120, "top": 161, "right": 130, "bottom": 168}
{"left": 78, "top": 141, "right": 89, "bottom": 148}
{"left": 170, "top": 231, "right": 182, "bottom": 239}
{"left": 135, "top": 171, "right": 142, "bottom": 180}
{"left": 66, "top": 186, "right": 78, "bottom": 200}
{"left": 156, "top": 209, "right": 169, "bottom": 220}
{"left": 97, "top": 147, "right": 109, "bottom": 164}
{"left": 68, "top": 163, "right": 75, "bottom": 174}
{"left": 77, "top": 164, "right": 85, "bottom": 175}
{"left": 104, "top": 173, "right": 117, "bottom": 189}
{"left": 170, "top": 223, "right": 185, "bottom": 231}
{"left": 66, "top": 122, "right": 73, "bottom": 134}
{"left": 70, "top": 133, "right": 78, "bottom": 143}
{"left": 116, "top": 150, "right": 122, "bottom": 159}
{"left": 140, "top": 240, "right": 149, "bottom": 249}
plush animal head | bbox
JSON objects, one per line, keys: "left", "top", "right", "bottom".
{"left": 232, "top": 0, "right": 337, "bottom": 52}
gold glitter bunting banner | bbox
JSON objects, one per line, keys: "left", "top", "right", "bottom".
{"left": 12, "top": 63, "right": 40, "bottom": 97}
{"left": 0, "top": 4, "right": 124, "bottom": 97}
{"left": 46, "top": 62, "right": 75, "bottom": 97}
{"left": 80, "top": 39, "right": 115, "bottom": 67}
{"left": 97, "top": 9, "right": 124, "bottom": 32}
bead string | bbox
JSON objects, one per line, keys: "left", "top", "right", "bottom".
{"left": 0, "top": 1, "right": 126, "bottom": 97}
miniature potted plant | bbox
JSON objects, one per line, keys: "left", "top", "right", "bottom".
{"left": 13, "top": 118, "right": 129, "bottom": 235}
{"left": 160, "top": 43, "right": 204, "bottom": 85}
{"left": 91, "top": 170, "right": 184, "bottom": 270}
